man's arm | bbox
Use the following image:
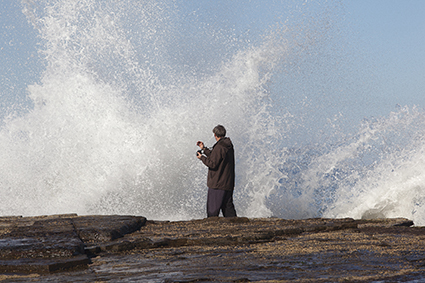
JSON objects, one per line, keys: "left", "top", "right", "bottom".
{"left": 200, "top": 146, "right": 225, "bottom": 169}
{"left": 203, "top": 146, "right": 211, "bottom": 156}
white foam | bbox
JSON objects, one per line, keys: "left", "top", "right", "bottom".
{"left": 1, "top": 0, "right": 424, "bottom": 225}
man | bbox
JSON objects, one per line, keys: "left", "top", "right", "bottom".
{"left": 196, "top": 125, "right": 237, "bottom": 217}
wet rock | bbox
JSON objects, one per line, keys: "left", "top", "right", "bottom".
{"left": 72, "top": 215, "right": 147, "bottom": 243}
{"left": 0, "top": 216, "right": 84, "bottom": 260}
{"left": 0, "top": 214, "right": 422, "bottom": 282}
{"left": 77, "top": 216, "right": 361, "bottom": 257}
{"left": 0, "top": 255, "right": 90, "bottom": 274}
{"left": 0, "top": 214, "right": 146, "bottom": 273}
{"left": 357, "top": 217, "right": 415, "bottom": 228}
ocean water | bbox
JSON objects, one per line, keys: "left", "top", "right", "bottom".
{"left": 1, "top": 0, "right": 425, "bottom": 225}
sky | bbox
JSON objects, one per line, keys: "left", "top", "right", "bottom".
{"left": 0, "top": 0, "right": 424, "bottom": 123}
{"left": 1, "top": 1, "right": 41, "bottom": 116}
{"left": 345, "top": 0, "right": 425, "bottom": 111}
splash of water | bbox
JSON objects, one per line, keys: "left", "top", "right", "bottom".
{"left": 0, "top": 0, "right": 289, "bottom": 219}
{"left": 322, "top": 107, "right": 425, "bottom": 225}
{"left": 267, "top": 105, "right": 425, "bottom": 225}
{"left": 1, "top": 0, "right": 425, "bottom": 225}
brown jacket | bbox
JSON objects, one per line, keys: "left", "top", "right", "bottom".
{"left": 200, "top": 137, "right": 235, "bottom": 191}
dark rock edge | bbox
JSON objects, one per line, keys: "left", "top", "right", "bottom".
{"left": 0, "top": 214, "right": 415, "bottom": 274}
{"left": 0, "top": 214, "right": 146, "bottom": 273}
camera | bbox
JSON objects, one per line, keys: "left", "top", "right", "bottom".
{"left": 196, "top": 150, "right": 202, "bottom": 156}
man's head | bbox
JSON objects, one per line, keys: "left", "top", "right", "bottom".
{"left": 213, "top": 125, "right": 226, "bottom": 139}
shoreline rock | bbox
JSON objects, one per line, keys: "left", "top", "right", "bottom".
{"left": 0, "top": 214, "right": 146, "bottom": 273}
{"left": 1, "top": 214, "right": 424, "bottom": 282}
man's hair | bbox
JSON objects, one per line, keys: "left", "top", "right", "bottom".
{"left": 213, "top": 125, "right": 226, "bottom": 138}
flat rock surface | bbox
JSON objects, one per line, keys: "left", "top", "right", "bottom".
{"left": 0, "top": 214, "right": 146, "bottom": 274}
{"left": 1, "top": 215, "right": 425, "bottom": 282}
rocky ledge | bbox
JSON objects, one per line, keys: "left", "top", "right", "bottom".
{"left": 1, "top": 215, "right": 425, "bottom": 282}
{"left": 0, "top": 214, "right": 145, "bottom": 273}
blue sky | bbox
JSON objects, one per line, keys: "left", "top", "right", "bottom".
{"left": 0, "top": 0, "right": 424, "bottom": 122}
{"left": 346, "top": 0, "right": 425, "bottom": 108}
{"left": 0, "top": 1, "right": 41, "bottom": 116}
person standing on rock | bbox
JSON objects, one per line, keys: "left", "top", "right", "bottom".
{"left": 196, "top": 125, "right": 237, "bottom": 218}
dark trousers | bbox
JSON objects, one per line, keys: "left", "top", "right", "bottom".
{"left": 207, "top": 188, "right": 237, "bottom": 217}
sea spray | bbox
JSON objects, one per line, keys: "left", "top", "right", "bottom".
{"left": 267, "top": 105, "right": 425, "bottom": 225}
{"left": 0, "top": 0, "right": 292, "bottom": 219}
{"left": 2, "top": 0, "right": 425, "bottom": 224}
{"left": 322, "top": 106, "right": 425, "bottom": 225}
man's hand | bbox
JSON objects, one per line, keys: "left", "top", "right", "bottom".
{"left": 196, "top": 151, "right": 202, "bottom": 159}
{"left": 196, "top": 141, "right": 204, "bottom": 150}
